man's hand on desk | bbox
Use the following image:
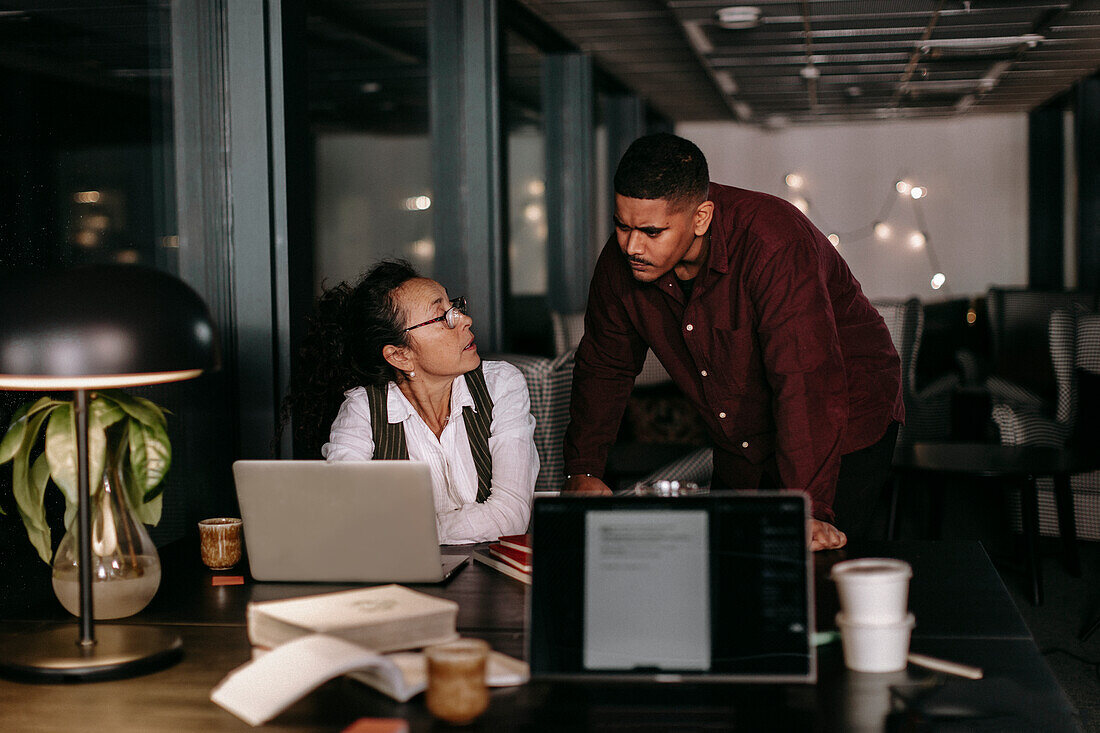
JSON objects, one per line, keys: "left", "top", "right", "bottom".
{"left": 563, "top": 475, "right": 612, "bottom": 495}
{"left": 810, "top": 519, "right": 846, "bottom": 552}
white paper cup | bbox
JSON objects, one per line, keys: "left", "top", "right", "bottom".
{"left": 830, "top": 558, "right": 912, "bottom": 624}
{"left": 836, "top": 612, "right": 915, "bottom": 673}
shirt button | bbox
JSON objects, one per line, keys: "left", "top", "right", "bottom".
{"left": 719, "top": 411, "right": 726, "bottom": 418}
{"left": 686, "top": 324, "right": 694, "bottom": 331}
{"left": 742, "top": 441, "right": 749, "bottom": 448}
{"left": 700, "top": 370, "right": 708, "bottom": 377}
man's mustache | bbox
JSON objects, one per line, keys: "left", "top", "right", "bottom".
{"left": 625, "top": 254, "right": 653, "bottom": 267}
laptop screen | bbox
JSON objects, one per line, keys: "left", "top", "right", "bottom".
{"left": 529, "top": 492, "right": 815, "bottom": 682}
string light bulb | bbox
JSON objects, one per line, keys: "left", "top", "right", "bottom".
{"left": 776, "top": 176, "right": 946, "bottom": 293}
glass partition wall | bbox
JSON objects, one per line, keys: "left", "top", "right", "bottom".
{"left": 503, "top": 27, "right": 551, "bottom": 355}
{"left": 306, "top": 2, "right": 434, "bottom": 290}
{"left": 0, "top": 3, "right": 176, "bottom": 273}
{"left": 0, "top": 2, "right": 184, "bottom": 551}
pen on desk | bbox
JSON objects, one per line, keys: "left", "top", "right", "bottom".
{"left": 907, "top": 653, "right": 984, "bottom": 680}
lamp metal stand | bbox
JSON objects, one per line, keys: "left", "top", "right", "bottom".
{"left": 0, "top": 389, "right": 182, "bottom": 681}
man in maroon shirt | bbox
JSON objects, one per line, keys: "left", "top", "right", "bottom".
{"left": 563, "top": 133, "right": 903, "bottom": 551}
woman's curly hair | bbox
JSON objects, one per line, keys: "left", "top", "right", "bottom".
{"left": 278, "top": 260, "right": 419, "bottom": 457}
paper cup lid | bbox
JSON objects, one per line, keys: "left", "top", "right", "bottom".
{"left": 830, "top": 558, "right": 912, "bottom": 582}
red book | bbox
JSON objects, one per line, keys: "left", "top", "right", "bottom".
{"left": 488, "top": 543, "right": 532, "bottom": 573}
{"left": 471, "top": 550, "right": 531, "bottom": 584}
{"left": 497, "top": 534, "right": 532, "bottom": 555}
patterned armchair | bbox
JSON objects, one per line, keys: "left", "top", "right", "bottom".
{"left": 992, "top": 309, "right": 1100, "bottom": 540}
{"left": 984, "top": 288, "right": 1098, "bottom": 413}
{"left": 549, "top": 311, "right": 671, "bottom": 387}
{"left": 496, "top": 350, "right": 575, "bottom": 494}
{"left": 637, "top": 297, "right": 957, "bottom": 487}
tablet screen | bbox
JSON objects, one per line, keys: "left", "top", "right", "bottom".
{"left": 530, "top": 492, "right": 815, "bottom": 682}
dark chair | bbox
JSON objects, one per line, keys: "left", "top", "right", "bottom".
{"left": 984, "top": 288, "right": 1098, "bottom": 413}
{"left": 992, "top": 308, "right": 1100, "bottom": 542}
{"left": 870, "top": 297, "right": 957, "bottom": 447}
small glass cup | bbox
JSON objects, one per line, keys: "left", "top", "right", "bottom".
{"left": 424, "top": 638, "right": 490, "bottom": 725}
{"left": 630, "top": 479, "right": 707, "bottom": 497}
{"left": 198, "top": 517, "right": 243, "bottom": 570}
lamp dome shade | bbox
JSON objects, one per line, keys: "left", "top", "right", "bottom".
{"left": 0, "top": 265, "right": 221, "bottom": 389}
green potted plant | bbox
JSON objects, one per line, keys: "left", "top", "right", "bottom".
{"left": 0, "top": 390, "right": 171, "bottom": 618}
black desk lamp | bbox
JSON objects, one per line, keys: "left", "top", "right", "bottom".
{"left": 0, "top": 264, "right": 220, "bottom": 681}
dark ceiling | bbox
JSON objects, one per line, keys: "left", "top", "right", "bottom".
{"left": 4, "top": 0, "right": 1100, "bottom": 131}
{"left": 519, "top": 0, "right": 1100, "bottom": 124}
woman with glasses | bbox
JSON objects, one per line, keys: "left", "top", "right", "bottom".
{"left": 282, "top": 260, "right": 538, "bottom": 544}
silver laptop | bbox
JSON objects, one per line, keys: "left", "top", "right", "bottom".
{"left": 232, "top": 460, "right": 469, "bottom": 583}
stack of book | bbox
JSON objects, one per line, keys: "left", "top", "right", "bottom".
{"left": 471, "top": 534, "right": 532, "bottom": 584}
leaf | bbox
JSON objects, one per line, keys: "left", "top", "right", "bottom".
{"left": 12, "top": 409, "right": 55, "bottom": 564}
{"left": 63, "top": 500, "right": 78, "bottom": 537}
{"left": 122, "top": 454, "right": 146, "bottom": 517}
{"left": 30, "top": 453, "right": 51, "bottom": 497}
{"left": 0, "top": 420, "right": 26, "bottom": 467}
{"left": 131, "top": 491, "right": 162, "bottom": 526}
{"left": 44, "top": 399, "right": 113, "bottom": 505}
{"left": 0, "top": 397, "right": 59, "bottom": 464}
{"left": 85, "top": 399, "right": 115, "bottom": 494}
{"left": 89, "top": 396, "right": 126, "bottom": 430}
{"left": 29, "top": 454, "right": 52, "bottom": 550}
{"left": 129, "top": 419, "right": 171, "bottom": 500}
{"left": 99, "top": 390, "right": 167, "bottom": 429}
{"left": 45, "top": 405, "right": 77, "bottom": 505}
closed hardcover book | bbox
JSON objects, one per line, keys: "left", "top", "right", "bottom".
{"left": 472, "top": 549, "right": 531, "bottom": 584}
{"left": 497, "top": 534, "right": 532, "bottom": 554}
{"left": 246, "top": 584, "right": 459, "bottom": 652}
{"left": 488, "top": 543, "right": 532, "bottom": 572}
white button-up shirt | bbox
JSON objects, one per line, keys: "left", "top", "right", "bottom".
{"left": 322, "top": 360, "right": 538, "bottom": 544}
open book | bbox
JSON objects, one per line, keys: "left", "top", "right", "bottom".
{"left": 211, "top": 634, "right": 529, "bottom": 726}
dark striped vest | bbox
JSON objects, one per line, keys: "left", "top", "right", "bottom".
{"left": 363, "top": 365, "right": 494, "bottom": 503}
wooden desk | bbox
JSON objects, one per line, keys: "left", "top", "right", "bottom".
{"left": 0, "top": 539, "right": 1078, "bottom": 731}
{"left": 892, "top": 442, "right": 1090, "bottom": 605}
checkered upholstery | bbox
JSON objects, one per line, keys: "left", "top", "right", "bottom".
{"left": 984, "top": 288, "right": 1098, "bottom": 412}
{"left": 870, "top": 298, "right": 956, "bottom": 447}
{"left": 638, "top": 446, "right": 713, "bottom": 487}
{"left": 549, "top": 311, "right": 671, "bottom": 387}
{"left": 993, "top": 309, "right": 1100, "bottom": 540}
{"left": 496, "top": 350, "right": 575, "bottom": 494}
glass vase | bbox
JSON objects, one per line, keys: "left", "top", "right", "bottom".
{"left": 50, "top": 457, "right": 162, "bottom": 619}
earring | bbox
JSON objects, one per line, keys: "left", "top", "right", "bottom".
{"left": 407, "top": 370, "right": 415, "bottom": 379}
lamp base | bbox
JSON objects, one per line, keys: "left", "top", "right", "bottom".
{"left": 0, "top": 625, "right": 182, "bottom": 682}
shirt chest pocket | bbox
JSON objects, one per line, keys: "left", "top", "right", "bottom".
{"left": 709, "top": 326, "right": 757, "bottom": 393}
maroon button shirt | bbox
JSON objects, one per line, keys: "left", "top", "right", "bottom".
{"left": 564, "top": 183, "right": 904, "bottom": 522}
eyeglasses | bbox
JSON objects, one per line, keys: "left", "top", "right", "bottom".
{"left": 402, "top": 296, "right": 468, "bottom": 333}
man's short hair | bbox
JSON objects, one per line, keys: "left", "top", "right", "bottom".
{"left": 613, "top": 133, "right": 709, "bottom": 211}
